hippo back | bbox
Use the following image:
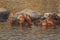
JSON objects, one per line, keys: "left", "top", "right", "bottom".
{"left": 15, "top": 9, "right": 41, "bottom": 21}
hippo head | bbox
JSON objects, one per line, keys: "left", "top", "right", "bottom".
{"left": 0, "top": 8, "right": 10, "bottom": 22}
{"left": 44, "top": 12, "right": 54, "bottom": 18}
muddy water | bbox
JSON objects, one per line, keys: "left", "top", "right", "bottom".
{"left": 0, "top": 22, "right": 60, "bottom": 40}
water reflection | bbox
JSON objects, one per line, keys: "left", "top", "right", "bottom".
{"left": 0, "top": 23, "right": 60, "bottom": 40}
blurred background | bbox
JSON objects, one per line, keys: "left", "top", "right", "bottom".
{"left": 0, "top": 0, "right": 59, "bottom": 14}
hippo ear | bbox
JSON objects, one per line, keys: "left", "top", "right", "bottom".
{"left": 17, "top": 15, "right": 22, "bottom": 19}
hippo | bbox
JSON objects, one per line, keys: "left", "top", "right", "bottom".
{"left": 10, "top": 9, "right": 41, "bottom": 30}
{"left": 15, "top": 9, "right": 41, "bottom": 22}
{"left": 0, "top": 8, "right": 10, "bottom": 22}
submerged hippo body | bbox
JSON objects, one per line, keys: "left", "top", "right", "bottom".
{"left": 0, "top": 8, "right": 10, "bottom": 22}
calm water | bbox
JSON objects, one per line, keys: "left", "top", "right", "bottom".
{"left": 0, "top": 22, "right": 60, "bottom": 40}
